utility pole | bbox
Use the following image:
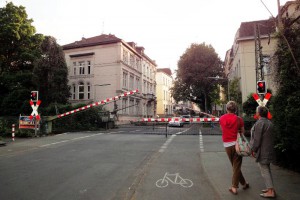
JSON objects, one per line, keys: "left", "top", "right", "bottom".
{"left": 255, "top": 23, "right": 264, "bottom": 83}
{"left": 277, "top": 0, "right": 283, "bottom": 30}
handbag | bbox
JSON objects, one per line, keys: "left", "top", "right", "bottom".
{"left": 235, "top": 132, "right": 251, "bottom": 156}
{"left": 235, "top": 117, "right": 251, "bottom": 156}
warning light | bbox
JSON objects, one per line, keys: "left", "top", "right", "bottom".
{"left": 30, "top": 91, "right": 39, "bottom": 102}
{"left": 257, "top": 81, "right": 266, "bottom": 94}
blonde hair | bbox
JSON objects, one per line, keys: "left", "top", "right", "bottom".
{"left": 226, "top": 101, "right": 237, "bottom": 113}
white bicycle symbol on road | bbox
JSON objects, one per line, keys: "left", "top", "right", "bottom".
{"left": 156, "top": 172, "right": 193, "bottom": 188}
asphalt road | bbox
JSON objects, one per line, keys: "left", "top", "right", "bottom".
{"left": 2, "top": 124, "right": 296, "bottom": 200}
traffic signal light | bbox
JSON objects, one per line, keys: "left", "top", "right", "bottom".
{"left": 257, "top": 81, "right": 266, "bottom": 94}
{"left": 30, "top": 91, "right": 38, "bottom": 102}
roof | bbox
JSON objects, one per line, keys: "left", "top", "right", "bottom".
{"left": 63, "top": 34, "right": 122, "bottom": 50}
{"left": 157, "top": 68, "right": 172, "bottom": 76}
{"left": 239, "top": 19, "right": 276, "bottom": 38}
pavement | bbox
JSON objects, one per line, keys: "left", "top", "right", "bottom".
{"left": 200, "top": 135, "right": 300, "bottom": 200}
{"left": 1, "top": 129, "right": 300, "bottom": 200}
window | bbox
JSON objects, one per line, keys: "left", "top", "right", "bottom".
{"left": 136, "top": 58, "right": 141, "bottom": 71}
{"left": 123, "top": 72, "right": 128, "bottom": 88}
{"left": 72, "top": 84, "right": 76, "bottom": 99}
{"left": 122, "top": 98, "right": 128, "bottom": 114}
{"left": 78, "top": 82, "right": 84, "bottom": 99}
{"left": 130, "top": 99, "right": 134, "bottom": 115}
{"left": 146, "top": 66, "right": 149, "bottom": 77}
{"left": 123, "top": 49, "right": 128, "bottom": 64}
{"left": 87, "top": 83, "right": 90, "bottom": 99}
{"left": 262, "top": 55, "right": 271, "bottom": 75}
{"left": 87, "top": 61, "right": 91, "bottom": 74}
{"left": 73, "top": 62, "right": 76, "bottom": 75}
{"left": 136, "top": 100, "right": 140, "bottom": 115}
{"left": 79, "top": 61, "right": 85, "bottom": 75}
{"left": 130, "top": 54, "right": 135, "bottom": 67}
{"left": 143, "top": 81, "right": 146, "bottom": 93}
{"left": 129, "top": 75, "right": 134, "bottom": 90}
{"left": 136, "top": 78, "right": 140, "bottom": 90}
{"left": 147, "top": 82, "right": 149, "bottom": 94}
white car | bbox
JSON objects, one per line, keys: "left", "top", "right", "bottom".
{"left": 168, "top": 117, "right": 184, "bottom": 127}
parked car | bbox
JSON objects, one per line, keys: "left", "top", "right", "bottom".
{"left": 168, "top": 117, "right": 184, "bottom": 127}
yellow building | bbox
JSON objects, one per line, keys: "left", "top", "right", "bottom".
{"left": 156, "top": 68, "right": 174, "bottom": 117}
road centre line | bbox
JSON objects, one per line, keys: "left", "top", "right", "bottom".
{"left": 199, "top": 130, "right": 204, "bottom": 152}
{"left": 39, "top": 133, "right": 104, "bottom": 148}
{"left": 159, "top": 134, "right": 176, "bottom": 153}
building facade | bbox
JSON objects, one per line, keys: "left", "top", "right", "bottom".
{"left": 156, "top": 68, "right": 174, "bottom": 117}
{"left": 63, "top": 34, "right": 157, "bottom": 120}
{"left": 224, "top": 1, "right": 299, "bottom": 103}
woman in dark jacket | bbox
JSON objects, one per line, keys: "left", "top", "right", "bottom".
{"left": 250, "top": 106, "right": 276, "bottom": 198}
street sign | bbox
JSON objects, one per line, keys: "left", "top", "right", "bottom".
{"left": 29, "top": 100, "right": 41, "bottom": 120}
{"left": 19, "top": 116, "right": 40, "bottom": 129}
{"left": 252, "top": 93, "right": 272, "bottom": 119}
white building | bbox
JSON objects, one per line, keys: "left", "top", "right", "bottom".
{"left": 63, "top": 34, "right": 157, "bottom": 121}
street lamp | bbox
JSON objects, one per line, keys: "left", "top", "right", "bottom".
{"left": 94, "top": 84, "right": 111, "bottom": 102}
{"left": 207, "top": 76, "right": 230, "bottom": 101}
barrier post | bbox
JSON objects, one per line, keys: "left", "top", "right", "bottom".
{"left": 12, "top": 124, "right": 15, "bottom": 141}
{"left": 165, "top": 123, "right": 168, "bottom": 138}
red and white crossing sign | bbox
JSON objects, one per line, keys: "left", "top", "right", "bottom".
{"left": 29, "top": 100, "right": 41, "bottom": 120}
{"left": 252, "top": 93, "right": 271, "bottom": 107}
{"left": 252, "top": 93, "right": 272, "bottom": 119}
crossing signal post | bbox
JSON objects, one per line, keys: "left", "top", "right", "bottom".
{"left": 257, "top": 81, "right": 266, "bottom": 94}
{"left": 30, "top": 91, "right": 40, "bottom": 137}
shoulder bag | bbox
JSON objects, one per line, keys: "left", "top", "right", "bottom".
{"left": 235, "top": 117, "right": 251, "bottom": 157}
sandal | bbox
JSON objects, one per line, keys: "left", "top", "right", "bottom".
{"left": 260, "top": 193, "right": 276, "bottom": 198}
{"left": 261, "top": 189, "right": 268, "bottom": 193}
{"left": 229, "top": 188, "right": 237, "bottom": 195}
{"left": 243, "top": 183, "right": 250, "bottom": 190}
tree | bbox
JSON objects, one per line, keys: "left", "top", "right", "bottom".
{"left": 171, "top": 43, "right": 223, "bottom": 112}
{"left": 0, "top": 2, "right": 43, "bottom": 75}
{"left": 33, "top": 36, "right": 71, "bottom": 107}
{"left": 272, "top": 11, "right": 300, "bottom": 171}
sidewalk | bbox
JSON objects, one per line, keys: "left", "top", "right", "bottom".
{"left": 201, "top": 138, "right": 300, "bottom": 200}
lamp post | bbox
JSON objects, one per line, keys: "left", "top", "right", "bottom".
{"left": 207, "top": 76, "right": 230, "bottom": 101}
{"left": 94, "top": 84, "right": 111, "bottom": 102}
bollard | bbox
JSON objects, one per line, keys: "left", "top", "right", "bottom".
{"left": 165, "top": 123, "right": 168, "bottom": 138}
{"left": 12, "top": 124, "right": 15, "bottom": 141}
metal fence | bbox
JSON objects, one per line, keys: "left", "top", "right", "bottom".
{"left": 115, "top": 122, "right": 222, "bottom": 136}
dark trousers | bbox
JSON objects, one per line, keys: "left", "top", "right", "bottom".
{"left": 225, "top": 145, "right": 246, "bottom": 188}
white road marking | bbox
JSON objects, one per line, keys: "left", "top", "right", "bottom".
{"left": 199, "top": 130, "right": 204, "bottom": 152}
{"left": 39, "top": 133, "right": 103, "bottom": 148}
{"left": 159, "top": 135, "right": 176, "bottom": 153}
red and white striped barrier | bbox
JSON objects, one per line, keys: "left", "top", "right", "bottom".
{"left": 12, "top": 124, "right": 15, "bottom": 141}
{"left": 57, "top": 89, "right": 139, "bottom": 118}
{"left": 141, "top": 118, "right": 219, "bottom": 123}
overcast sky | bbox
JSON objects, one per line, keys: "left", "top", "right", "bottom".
{"left": 1, "top": 0, "right": 291, "bottom": 72}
